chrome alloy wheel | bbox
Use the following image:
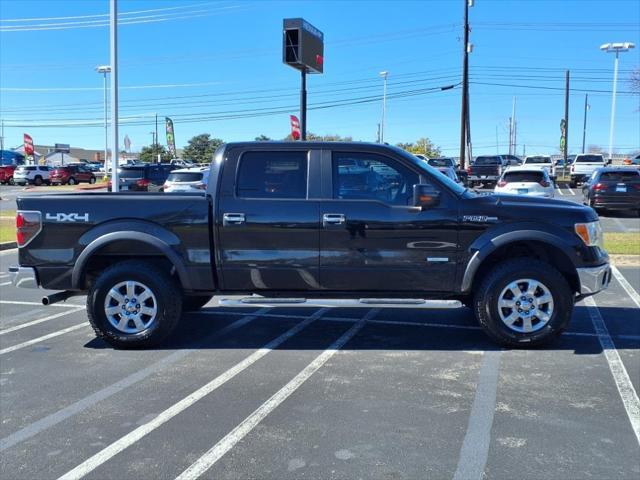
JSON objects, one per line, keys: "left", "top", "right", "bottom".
{"left": 497, "top": 279, "right": 554, "bottom": 333}
{"left": 104, "top": 281, "right": 158, "bottom": 334}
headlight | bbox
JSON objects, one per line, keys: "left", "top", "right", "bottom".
{"left": 575, "top": 221, "right": 603, "bottom": 248}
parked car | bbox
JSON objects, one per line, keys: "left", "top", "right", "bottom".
{"left": 109, "top": 164, "right": 178, "bottom": 192}
{"left": 623, "top": 154, "right": 640, "bottom": 167}
{"left": 0, "top": 164, "right": 18, "bottom": 185}
{"left": 500, "top": 154, "right": 523, "bottom": 166}
{"left": 570, "top": 154, "right": 606, "bottom": 187}
{"left": 13, "top": 165, "right": 50, "bottom": 186}
{"left": 522, "top": 155, "right": 554, "bottom": 180}
{"left": 552, "top": 155, "right": 575, "bottom": 179}
{"left": 163, "top": 167, "right": 210, "bottom": 192}
{"left": 11, "top": 142, "right": 610, "bottom": 350}
{"left": 467, "top": 155, "right": 520, "bottom": 188}
{"left": 49, "top": 164, "right": 97, "bottom": 185}
{"left": 425, "top": 157, "right": 465, "bottom": 185}
{"left": 494, "top": 167, "right": 554, "bottom": 198}
{"left": 582, "top": 167, "right": 640, "bottom": 214}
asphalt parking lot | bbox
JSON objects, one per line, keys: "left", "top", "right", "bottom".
{"left": 1, "top": 244, "right": 639, "bottom": 479}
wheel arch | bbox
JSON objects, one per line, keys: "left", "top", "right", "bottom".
{"left": 461, "top": 231, "right": 580, "bottom": 295}
{"left": 72, "top": 231, "right": 191, "bottom": 291}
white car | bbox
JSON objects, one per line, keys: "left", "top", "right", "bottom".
{"left": 522, "top": 155, "right": 554, "bottom": 180}
{"left": 163, "top": 166, "right": 209, "bottom": 192}
{"left": 13, "top": 165, "right": 51, "bottom": 186}
{"left": 494, "top": 167, "right": 554, "bottom": 198}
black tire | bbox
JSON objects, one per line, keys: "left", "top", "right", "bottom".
{"left": 473, "top": 258, "right": 573, "bottom": 348}
{"left": 183, "top": 295, "right": 214, "bottom": 312}
{"left": 89, "top": 176, "right": 96, "bottom": 184}
{"left": 8, "top": 177, "right": 14, "bottom": 185}
{"left": 68, "top": 177, "right": 77, "bottom": 185}
{"left": 569, "top": 180, "right": 577, "bottom": 188}
{"left": 86, "top": 260, "right": 182, "bottom": 349}
{"left": 33, "top": 176, "right": 43, "bottom": 186}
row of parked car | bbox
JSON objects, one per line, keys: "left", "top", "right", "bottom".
{"left": 107, "top": 163, "right": 210, "bottom": 192}
{"left": 0, "top": 164, "right": 98, "bottom": 186}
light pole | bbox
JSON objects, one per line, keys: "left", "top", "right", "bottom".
{"left": 379, "top": 71, "right": 388, "bottom": 143}
{"left": 600, "top": 42, "right": 635, "bottom": 162}
{"left": 95, "top": 65, "right": 111, "bottom": 167}
{"left": 581, "top": 93, "right": 590, "bottom": 154}
{"left": 109, "top": 0, "right": 119, "bottom": 192}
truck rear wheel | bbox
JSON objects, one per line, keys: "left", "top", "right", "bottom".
{"left": 86, "top": 260, "right": 182, "bottom": 349}
{"left": 183, "top": 295, "right": 213, "bottom": 312}
{"left": 473, "top": 258, "right": 573, "bottom": 348}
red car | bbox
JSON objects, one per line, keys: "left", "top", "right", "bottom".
{"left": 49, "top": 164, "right": 96, "bottom": 185}
{"left": 0, "top": 165, "right": 17, "bottom": 185}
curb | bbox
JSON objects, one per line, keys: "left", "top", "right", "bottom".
{"left": 610, "top": 254, "right": 640, "bottom": 267}
{"left": 0, "top": 241, "right": 17, "bottom": 251}
{"left": 75, "top": 184, "right": 108, "bottom": 191}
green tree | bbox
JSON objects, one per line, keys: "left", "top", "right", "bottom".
{"left": 396, "top": 137, "right": 441, "bottom": 158}
{"left": 139, "top": 144, "right": 172, "bottom": 163}
{"left": 182, "top": 134, "right": 223, "bottom": 163}
{"left": 254, "top": 134, "right": 272, "bottom": 141}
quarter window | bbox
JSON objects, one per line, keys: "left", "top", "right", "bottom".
{"left": 237, "top": 151, "right": 308, "bottom": 199}
{"left": 332, "top": 152, "right": 419, "bottom": 205}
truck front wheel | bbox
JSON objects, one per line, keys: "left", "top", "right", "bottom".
{"left": 86, "top": 260, "right": 182, "bottom": 348}
{"left": 473, "top": 258, "right": 573, "bottom": 347}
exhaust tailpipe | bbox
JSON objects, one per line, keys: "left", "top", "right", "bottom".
{"left": 42, "top": 291, "right": 81, "bottom": 306}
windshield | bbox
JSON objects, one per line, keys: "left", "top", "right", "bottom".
{"left": 600, "top": 171, "right": 640, "bottom": 182}
{"left": 576, "top": 155, "right": 604, "bottom": 163}
{"left": 503, "top": 171, "right": 545, "bottom": 182}
{"left": 167, "top": 172, "right": 204, "bottom": 183}
{"left": 118, "top": 167, "right": 145, "bottom": 179}
{"left": 474, "top": 156, "right": 501, "bottom": 165}
{"left": 524, "top": 157, "right": 551, "bottom": 164}
{"left": 428, "top": 158, "right": 454, "bottom": 167}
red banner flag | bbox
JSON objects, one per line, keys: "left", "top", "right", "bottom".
{"left": 290, "top": 115, "right": 301, "bottom": 141}
{"left": 23, "top": 133, "right": 34, "bottom": 156}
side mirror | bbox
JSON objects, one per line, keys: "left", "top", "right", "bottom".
{"left": 413, "top": 184, "right": 441, "bottom": 209}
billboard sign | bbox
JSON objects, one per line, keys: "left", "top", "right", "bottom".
{"left": 283, "top": 18, "right": 324, "bottom": 74}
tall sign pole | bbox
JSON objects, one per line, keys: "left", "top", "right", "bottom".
{"left": 581, "top": 93, "right": 588, "bottom": 153}
{"left": 563, "top": 70, "right": 570, "bottom": 163}
{"left": 283, "top": 18, "right": 324, "bottom": 140}
{"left": 110, "top": 0, "right": 119, "bottom": 191}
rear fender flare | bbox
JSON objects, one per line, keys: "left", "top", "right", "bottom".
{"left": 72, "top": 231, "right": 191, "bottom": 290}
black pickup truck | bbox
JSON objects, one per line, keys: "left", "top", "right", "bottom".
{"left": 11, "top": 142, "right": 611, "bottom": 348}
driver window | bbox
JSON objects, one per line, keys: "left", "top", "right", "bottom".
{"left": 332, "top": 152, "right": 419, "bottom": 205}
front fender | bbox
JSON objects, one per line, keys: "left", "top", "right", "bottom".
{"left": 460, "top": 224, "right": 580, "bottom": 293}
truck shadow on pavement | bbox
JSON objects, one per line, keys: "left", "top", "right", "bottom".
{"left": 83, "top": 305, "right": 639, "bottom": 354}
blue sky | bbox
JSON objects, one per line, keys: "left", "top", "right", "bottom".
{"left": 1, "top": 0, "right": 639, "bottom": 156}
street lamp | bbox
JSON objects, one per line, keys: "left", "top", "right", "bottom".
{"left": 379, "top": 71, "right": 388, "bottom": 143}
{"left": 600, "top": 42, "right": 635, "bottom": 162}
{"left": 95, "top": 65, "right": 111, "bottom": 168}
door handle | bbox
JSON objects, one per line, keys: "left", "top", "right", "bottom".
{"left": 223, "top": 213, "right": 246, "bottom": 226}
{"left": 323, "top": 213, "right": 346, "bottom": 227}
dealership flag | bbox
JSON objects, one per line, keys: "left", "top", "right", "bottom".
{"left": 165, "top": 117, "right": 176, "bottom": 157}
{"left": 23, "top": 133, "right": 34, "bottom": 156}
{"left": 290, "top": 115, "right": 301, "bottom": 140}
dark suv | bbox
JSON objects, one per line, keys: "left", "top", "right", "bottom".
{"left": 109, "top": 164, "right": 178, "bottom": 192}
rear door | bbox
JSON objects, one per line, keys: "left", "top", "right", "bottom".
{"left": 319, "top": 150, "right": 458, "bottom": 292}
{"left": 217, "top": 148, "right": 321, "bottom": 291}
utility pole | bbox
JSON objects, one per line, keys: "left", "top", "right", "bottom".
{"left": 379, "top": 71, "right": 388, "bottom": 143}
{"left": 581, "top": 93, "right": 589, "bottom": 153}
{"left": 563, "top": 70, "right": 570, "bottom": 163}
{"left": 110, "top": 0, "right": 119, "bottom": 191}
{"left": 495, "top": 125, "right": 499, "bottom": 155}
{"left": 509, "top": 97, "right": 516, "bottom": 155}
{"left": 458, "top": 0, "right": 471, "bottom": 169}
{"left": 0, "top": 119, "right": 4, "bottom": 152}
{"left": 155, "top": 113, "right": 161, "bottom": 163}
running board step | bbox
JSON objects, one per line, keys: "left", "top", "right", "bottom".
{"left": 218, "top": 298, "right": 462, "bottom": 309}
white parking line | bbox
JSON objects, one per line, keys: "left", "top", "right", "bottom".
{"left": 0, "top": 281, "right": 11, "bottom": 287}
{"left": 567, "top": 187, "right": 575, "bottom": 195}
{"left": 0, "top": 308, "right": 270, "bottom": 453}
{"left": 556, "top": 186, "right": 564, "bottom": 196}
{"left": 611, "top": 266, "right": 640, "bottom": 309}
{"left": 0, "top": 273, "right": 9, "bottom": 279}
{"left": 0, "top": 248, "right": 17, "bottom": 256}
{"left": 0, "top": 307, "right": 85, "bottom": 335}
{"left": 57, "top": 308, "right": 329, "bottom": 480}
{"left": 0, "top": 300, "right": 79, "bottom": 308}
{"left": 0, "top": 322, "right": 88, "bottom": 355}
{"left": 585, "top": 296, "right": 640, "bottom": 445}
{"left": 175, "top": 308, "right": 379, "bottom": 480}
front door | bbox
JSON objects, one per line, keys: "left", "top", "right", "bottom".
{"left": 217, "top": 149, "right": 321, "bottom": 291}
{"left": 320, "top": 150, "right": 458, "bottom": 293}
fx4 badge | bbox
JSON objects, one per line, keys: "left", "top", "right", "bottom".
{"left": 45, "top": 213, "right": 90, "bottom": 222}
{"left": 463, "top": 215, "right": 498, "bottom": 223}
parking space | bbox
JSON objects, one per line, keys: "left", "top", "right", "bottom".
{"left": 1, "top": 248, "right": 639, "bottom": 479}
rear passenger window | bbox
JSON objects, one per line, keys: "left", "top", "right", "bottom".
{"left": 237, "top": 152, "right": 308, "bottom": 199}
